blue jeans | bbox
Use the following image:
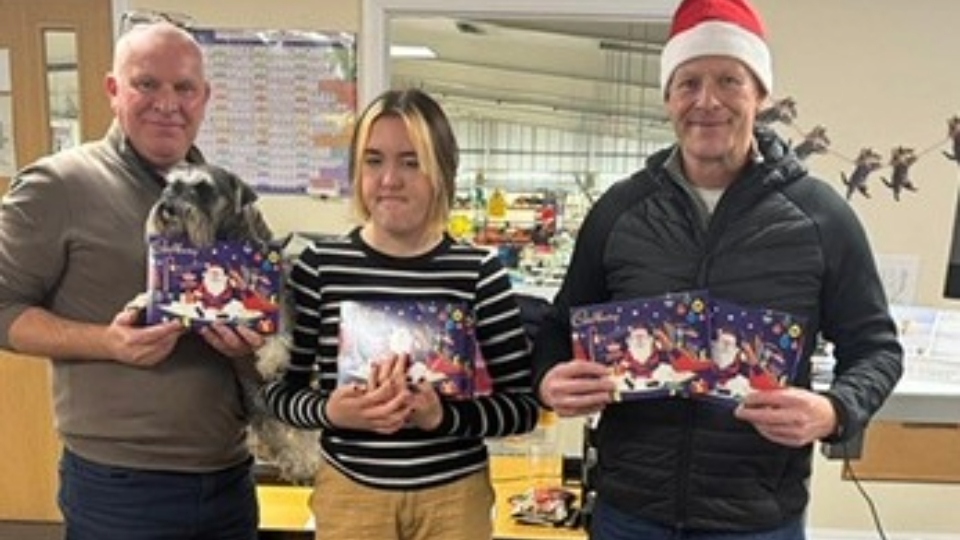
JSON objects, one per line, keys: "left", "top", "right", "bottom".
{"left": 591, "top": 498, "right": 806, "bottom": 540}
{"left": 58, "top": 448, "right": 259, "bottom": 540}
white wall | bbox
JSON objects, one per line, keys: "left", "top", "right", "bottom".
{"left": 127, "top": 0, "right": 960, "bottom": 534}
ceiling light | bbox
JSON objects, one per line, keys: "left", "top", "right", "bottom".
{"left": 390, "top": 45, "right": 437, "bottom": 59}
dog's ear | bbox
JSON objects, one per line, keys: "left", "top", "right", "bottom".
{"left": 206, "top": 164, "right": 257, "bottom": 210}
{"left": 206, "top": 164, "right": 273, "bottom": 244}
{"left": 237, "top": 179, "right": 258, "bottom": 209}
{"left": 220, "top": 167, "right": 258, "bottom": 211}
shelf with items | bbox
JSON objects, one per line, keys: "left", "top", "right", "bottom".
{"left": 448, "top": 182, "right": 579, "bottom": 288}
{"left": 451, "top": 189, "right": 560, "bottom": 246}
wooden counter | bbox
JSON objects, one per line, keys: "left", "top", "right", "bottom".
{"left": 257, "top": 455, "right": 586, "bottom": 540}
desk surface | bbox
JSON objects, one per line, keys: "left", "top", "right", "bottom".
{"left": 876, "top": 379, "right": 960, "bottom": 423}
{"left": 257, "top": 484, "right": 312, "bottom": 532}
{"left": 257, "top": 455, "right": 585, "bottom": 540}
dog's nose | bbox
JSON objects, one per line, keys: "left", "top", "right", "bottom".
{"left": 157, "top": 201, "right": 178, "bottom": 221}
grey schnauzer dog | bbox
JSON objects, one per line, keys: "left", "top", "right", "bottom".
{"left": 146, "top": 163, "right": 272, "bottom": 248}
{"left": 141, "top": 163, "right": 320, "bottom": 484}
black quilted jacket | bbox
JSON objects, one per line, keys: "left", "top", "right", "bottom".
{"left": 532, "top": 127, "right": 903, "bottom": 531}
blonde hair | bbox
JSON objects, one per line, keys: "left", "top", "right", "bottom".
{"left": 349, "top": 89, "right": 458, "bottom": 232}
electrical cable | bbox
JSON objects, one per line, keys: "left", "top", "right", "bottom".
{"left": 840, "top": 441, "right": 889, "bottom": 540}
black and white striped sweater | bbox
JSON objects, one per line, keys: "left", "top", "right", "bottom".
{"left": 263, "top": 228, "right": 539, "bottom": 489}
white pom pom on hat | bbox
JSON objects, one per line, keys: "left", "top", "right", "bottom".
{"left": 660, "top": 0, "right": 772, "bottom": 96}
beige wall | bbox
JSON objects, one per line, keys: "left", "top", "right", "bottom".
{"left": 129, "top": 0, "right": 960, "bottom": 535}
{"left": 757, "top": 0, "right": 960, "bottom": 311}
{"left": 756, "top": 1, "right": 960, "bottom": 534}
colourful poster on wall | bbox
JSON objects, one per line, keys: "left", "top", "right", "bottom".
{"left": 192, "top": 28, "right": 356, "bottom": 197}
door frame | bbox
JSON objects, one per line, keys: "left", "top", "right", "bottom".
{"left": 359, "top": 0, "right": 678, "bottom": 107}
{"left": 0, "top": 0, "right": 114, "bottom": 521}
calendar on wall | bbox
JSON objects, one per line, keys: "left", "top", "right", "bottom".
{"left": 192, "top": 28, "right": 356, "bottom": 197}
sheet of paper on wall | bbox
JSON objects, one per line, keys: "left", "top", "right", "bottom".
{"left": 889, "top": 304, "right": 937, "bottom": 359}
{"left": 928, "top": 310, "right": 960, "bottom": 366}
{"left": 0, "top": 49, "right": 10, "bottom": 92}
{"left": 876, "top": 253, "right": 919, "bottom": 305}
{"left": 0, "top": 94, "right": 16, "bottom": 176}
{"left": 890, "top": 304, "right": 960, "bottom": 385}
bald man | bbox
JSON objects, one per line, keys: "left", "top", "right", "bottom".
{"left": 0, "top": 22, "right": 264, "bottom": 540}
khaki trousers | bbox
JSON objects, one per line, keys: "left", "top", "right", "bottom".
{"left": 309, "top": 460, "right": 495, "bottom": 540}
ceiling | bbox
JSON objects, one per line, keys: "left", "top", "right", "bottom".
{"left": 388, "top": 17, "right": 675, "bottom": 142}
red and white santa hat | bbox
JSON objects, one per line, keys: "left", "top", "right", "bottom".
{"left": 660, "top": 0, "right": 772, "bottom": 96}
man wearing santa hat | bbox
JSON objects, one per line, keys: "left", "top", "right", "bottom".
{"left": 532, "top": 0, "right": 903, "bottom": 538}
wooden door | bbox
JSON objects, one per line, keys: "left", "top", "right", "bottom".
{"left": 0, "top": 0, "right": 112, "bottom": 521}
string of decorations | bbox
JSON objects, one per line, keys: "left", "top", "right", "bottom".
{"left": 757, "top": 97, "right": 960, "bottom": 202}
